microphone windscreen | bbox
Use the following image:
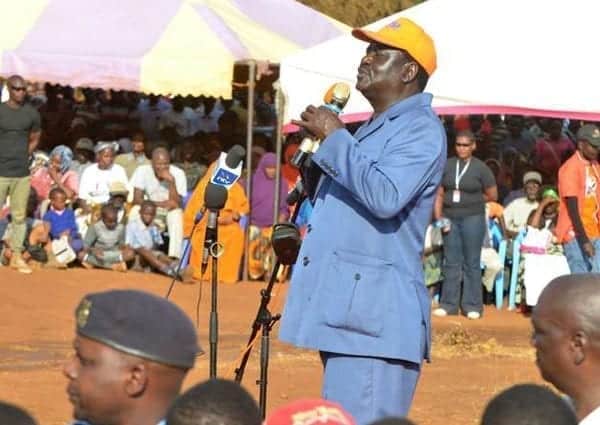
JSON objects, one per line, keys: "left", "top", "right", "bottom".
{"left": 323, "top": 82, "right": 351, "bottom": 112}
{"left": 204, "top": 183, "right": 228, "bottom": 210}
{"left": 225, "top": 145, "right": 246, "bottom": 168}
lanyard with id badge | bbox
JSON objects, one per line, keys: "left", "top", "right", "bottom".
{"left": 453, "top": 159, "right": 470, "bottom": 203}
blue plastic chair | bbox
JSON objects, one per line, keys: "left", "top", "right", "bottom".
{"left": 508, "top": 230, "right": 527, "bottom": 310}
{"left": 488, "top": 220, "right": 508, "bottom": 309}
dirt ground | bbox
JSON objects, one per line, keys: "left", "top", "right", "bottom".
{"left": 0, "top": 268, "right": 544, "bottom": 425}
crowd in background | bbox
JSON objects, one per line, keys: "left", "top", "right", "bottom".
{"left": 0, "top": 79, "right": 596, "bottom": 310}
{"left": 427, "top": 114, "right": 599, "bottom": 319}
{"left": 0, "top": 80, "right": 293, "bottom": 282}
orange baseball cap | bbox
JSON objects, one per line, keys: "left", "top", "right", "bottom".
{"left": 352, "top": 17, "right": 437, "bottom": 76}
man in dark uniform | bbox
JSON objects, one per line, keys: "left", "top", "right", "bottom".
{"left": 63, "top": 289, "right": 200, "bottom": 425}
{"left": 0, "top": 75, "right": 41, "bottom": 274}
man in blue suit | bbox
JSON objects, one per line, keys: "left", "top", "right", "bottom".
{"left": 278, "top": 17, "right": 446, "bottom": 424}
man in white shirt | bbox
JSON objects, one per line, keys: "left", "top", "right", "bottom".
{"left": 504, "top": 171, "right": 542, "bottom": 237}
{"left": 130, "top": 147, "right": 186, "bottom": 258}
{"left": 78, "top": 142, "right": 128, "bottom": 208}
{"left": 532, "top": 274, "right": 600, "bottom": 424}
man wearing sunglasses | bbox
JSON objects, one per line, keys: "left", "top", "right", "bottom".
{"left": 0, "top": 75, "right": 41, "bottom": 274}
{"left": 280, "top": 18, "right": 446, "bottom": 424}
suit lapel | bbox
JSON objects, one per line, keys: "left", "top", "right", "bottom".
{"left": 355, "top": 114, "right": 386, "bottom": 143}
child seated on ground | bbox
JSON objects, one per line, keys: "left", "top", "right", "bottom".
{"left": 1, "top": 188, "right": 58, "bottom": 271}
{"left": 42, "top": 188, "right": 83, "bottom": 261}
{"left": 126, "top": 200, "right": 191, "bottom": 281}
{"left": 80, "top": 204, "right": 134, "bottom": 272}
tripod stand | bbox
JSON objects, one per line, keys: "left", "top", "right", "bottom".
{"left": 234, "top": 192, "right": 304, "bottom": 418}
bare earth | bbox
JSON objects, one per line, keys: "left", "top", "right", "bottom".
{"left": 0, "top": 268, "right": 543, "bottom": 425}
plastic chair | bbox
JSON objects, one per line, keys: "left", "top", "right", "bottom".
{"left": 182, "top": 191, "right": 193, "bottom": 209}
{"left": 508, "top": 230, "right": 527, "bottom": 310}
{"left": 239, "top": 214, "right": 249, "bottom": 230}
{"left": 488, "top": 220, "right": 508, "bottom": 309}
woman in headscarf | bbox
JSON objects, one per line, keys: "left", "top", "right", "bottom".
{"left": 183, "top": 161, "right": 249, "bottom": 283}
{"left": 30, "top": 145, "right": 79, "bottom": 202}
{"left": 248, "top": 152, "right": 290, "bottom": 280}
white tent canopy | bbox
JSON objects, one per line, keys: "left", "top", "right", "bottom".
{"left": 281, "top": 0, "right": 600, "bottom": 129}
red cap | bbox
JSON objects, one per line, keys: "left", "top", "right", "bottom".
{"left": 265, "top": 399, "right": 355, "bottom": 425}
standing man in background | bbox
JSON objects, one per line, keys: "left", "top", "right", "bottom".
{"left": 279, "top": 18, "right": 446, "bottom": 424}
{"left": 556, "top": 124, "right": 600, "bottom": 273}
{"left": 0, "top": 75, "right": 41, "bottom": 274}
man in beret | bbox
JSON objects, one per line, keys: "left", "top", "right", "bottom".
{"left": 63, "top": 289, "right": 200, "bottom": 425}
{"left": 280, "top": 17, "right": 446, "bottom": 424}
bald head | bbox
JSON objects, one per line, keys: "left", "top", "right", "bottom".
{"left": 532, "top": 273, "right": 600, "bottom": 410}
{"left": 152, "top": 147, "right": 170, "bottom": 161}
{"left": 538, "top": 274, "right": 600, "bottom": 337}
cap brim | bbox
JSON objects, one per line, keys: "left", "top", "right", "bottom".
{"left": 351, "top": 28, "right": 404, "bottom": 51}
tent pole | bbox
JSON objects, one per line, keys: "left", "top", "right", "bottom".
{"left": 242, "top": 60, "right": 256, "bottom": 282}
{"left": 273, "top": 81, "right": 284, "bottom": 227}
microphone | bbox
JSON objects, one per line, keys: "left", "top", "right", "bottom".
{"left": 210, "top": 144, "right": 246, "bottom": 189}
{"left": 290, "top": 82, "right": 351, "bottom": 169}
{"left": 193, "top": 145, "right": 245, "bottom": 223}
{"left": 286, "top": 180, "right": 304, "bottom": 206}
{"left": 201, "top": 183, "right": 229, "bottom": 274}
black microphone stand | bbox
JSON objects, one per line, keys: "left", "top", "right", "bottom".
{"left": 234, "top": 192, "right": 305, "bottom": 418}
{"left": 208, "top": 211, "right": 221, "bottom": 379}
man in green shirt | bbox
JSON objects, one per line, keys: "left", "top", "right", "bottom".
{"left": 0, "top": 75, "right": 41, "bottom": 273}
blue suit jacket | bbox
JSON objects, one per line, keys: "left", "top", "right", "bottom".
{"left": 279, "top": 93, "right": 447, "bottom": 363}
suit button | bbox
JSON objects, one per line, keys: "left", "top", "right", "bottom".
{"left": 303, "top": 256, "right": 310, "bottom": 266}
{"left": 307, "top": 224, "right": 312, "bottom": 233}
{"left": 354, "top": 273, "right": 361, "bottom": 280}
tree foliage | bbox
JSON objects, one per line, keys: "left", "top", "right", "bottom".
{"left": 299, "top": 0, "right": 423, "bottom": 27}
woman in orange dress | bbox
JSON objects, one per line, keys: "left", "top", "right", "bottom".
{"left": 183, "top": 162, "right": 249, "bottom": 283}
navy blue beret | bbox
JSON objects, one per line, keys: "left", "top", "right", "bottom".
{"left": 74, "top": 289, "right": 200, "bottom": 369}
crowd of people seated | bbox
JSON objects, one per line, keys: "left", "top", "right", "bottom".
{"left": 0, "top": 78, "right": 596, "bottom": 304}
{"left": 0, "top": 79, "right": 287, "bottom": 282}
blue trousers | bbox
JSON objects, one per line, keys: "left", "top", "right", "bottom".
{"left": 563, "top": 238, "right": 600, "bottom": 273}
{"left": 320, "top": 352, "right": 421, "bottom": 425}
{"left": 440, "top": 213, "right": 486, "bottom": 315}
